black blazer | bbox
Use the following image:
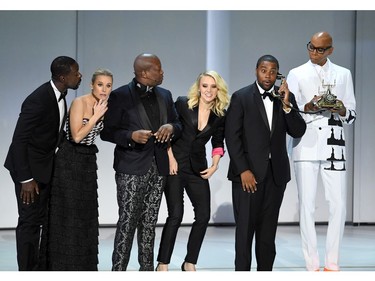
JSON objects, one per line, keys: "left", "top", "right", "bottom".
{"left": 100, "top": 80, "right": 182, "bottom": 176}
{"left": 172, "top": 96, "right": 225, "bottom": 176}
{"left": 225, "top": 82, "right": 306, "bottom": 185}
{"left": 4, "top": 82, "right": 65, "bottom": 184}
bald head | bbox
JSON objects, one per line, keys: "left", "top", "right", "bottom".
{"left": 311, "top": 31, "right": 333, "bottom": 47}
{"left": 133, "top": 53, "right": 164, "bottom": 86}
{"left": 308, "top": 31, "right": 334, "bottom": 66}
{"left": 134, "top": 53, "right": 160, "bottom": 74}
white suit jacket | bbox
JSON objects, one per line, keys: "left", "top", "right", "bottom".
{"left": 287, "top": 59, "right": 356, "bottom": 168}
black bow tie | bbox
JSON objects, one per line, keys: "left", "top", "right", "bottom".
{"left": 58, "top": 91, "right": 67, "bottom": 102}
{"left": 261, "top": 91, "right": 274, "bottom": 101}
{"left": 136, "top": 83, "right": 153, "bottom": 93}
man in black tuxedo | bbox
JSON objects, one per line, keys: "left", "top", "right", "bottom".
{"left": 4, "top": 56, "right": 82, "bottom": 270}
{"left": 100, "top": 53, "right": 182, "bottom": 271}
{"left": 225, "top": 54, "right": 306, "bottom": 271}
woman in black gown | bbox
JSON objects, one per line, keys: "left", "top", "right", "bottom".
{"left": 40, "top": 68, "right": 113, "bottom": 270}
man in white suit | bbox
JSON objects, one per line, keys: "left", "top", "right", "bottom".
{"left": 287, "top": 31, "right": 356, "bottom": 272}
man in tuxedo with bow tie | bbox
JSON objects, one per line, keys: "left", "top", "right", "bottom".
{"left": 4, "top": 56, "right": 82, "bottom": 270}
{"left": 225, "top": 54, "right": 306, "bottom": 271}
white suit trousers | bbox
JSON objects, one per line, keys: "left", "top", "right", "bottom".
{"left": 294, "top": 161, "right": 346, "bottom": 271}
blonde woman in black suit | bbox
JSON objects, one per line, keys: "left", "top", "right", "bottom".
{"left": 156, "top": 70, "right": 229, "bottom": 271}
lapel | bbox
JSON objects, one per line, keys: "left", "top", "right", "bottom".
{"left": 47, "top": 83, "right": 66, "bottom": 147}
{"left": 129, "top": 82, "right": 153, "bottom": 130}
{"left": 47, "top": 83, "right": 62, "bottom": 133}
{"left": 62, "top": 96, "right": 67, "bottom": 130}
{"left": 188, "top": 105, "right": 199, "bottom": 131}
{"left": 198, "top": 110, "right": 215, "bottom": 137}
{"left": 253, "top": 85, "right": 270, "bottom": 131}
{"left": 270, "top": 86, "right": 282, "bottom": 137}
{"left": 155, "top": 88, "right": 167, "bottom": 125}
{"left": 186, "top": 104, "right": 215, "bottom": 138}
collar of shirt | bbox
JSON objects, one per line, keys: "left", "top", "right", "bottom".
{"left": 310, "top": 58, "right": 334, "bottom": 85}
{"left": 50, "top": 80, "right": 66, "bottom": 132}
{"left": 136, "top": 83, "right": 155, "bottom": 100}
{"left": 135, "top": 79, "right": 153, "bottom": 92}
{"left": 50, "top": 80, "right": 64, "bottom": 103}
{"left": 256, "top": 82, "right": 274, "bottom": 97}
{"left": 310, "top": 58, "right": 331, "bottom": 71}
{"left": 256, "top": 81, "right": 274, "bottom": 128}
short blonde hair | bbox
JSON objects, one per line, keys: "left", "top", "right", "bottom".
{"left": 91, "top": 68, "right": 113, "bottom": 83}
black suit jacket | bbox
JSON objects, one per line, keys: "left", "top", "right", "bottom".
{"left": 4, "top": 81, "right": 66, "bottom": 184}
{"left": 100, "top": 80, "right": 182, "bottom": 176}
{"left": 172, "top": 96, "right": 225, "bottom": 176}
{"left": 225, "top": 82, "right": 306, "bottom": 185}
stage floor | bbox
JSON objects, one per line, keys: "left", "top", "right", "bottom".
{"left": 1, "top": 224, "right": 374, "bottom": 272}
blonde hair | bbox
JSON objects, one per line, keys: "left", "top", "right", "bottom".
{"left": 91, "top": 68, "right": 113, "bottom": 83}
{"left": 187, "top": 70, "right": 229, "bottom": 117}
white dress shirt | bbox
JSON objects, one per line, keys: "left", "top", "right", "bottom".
{"left": 257, "top": 83, "right": 274, "bottom": 130}
{"left": 50, "top": 80, "right": 66, "bottom": 131}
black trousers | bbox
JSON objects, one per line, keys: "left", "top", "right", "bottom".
{"left": 157, "top": 170, "right": 210, "bottom": 265}
{"left": 232, "top": 161, "right": 286, "bottom": 271}
{"left": 13, "top": 175, "right": 50, "bottom": 271}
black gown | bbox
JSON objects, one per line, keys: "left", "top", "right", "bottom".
{"left": 40, "top": 118, "right": 103, "bottom": 270}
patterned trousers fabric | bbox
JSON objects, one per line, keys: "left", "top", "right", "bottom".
{"left": 112, "top": 159, "right": 165, "bottom": 271}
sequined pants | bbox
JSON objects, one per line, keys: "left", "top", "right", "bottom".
{"left": 112, "top": 159, "right": 165, "bottom": 271}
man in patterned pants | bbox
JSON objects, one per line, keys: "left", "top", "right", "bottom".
{"left": 101, "top": 53, "right": 182, "bottom": 271}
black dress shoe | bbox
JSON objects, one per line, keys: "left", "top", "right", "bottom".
{"left": 181, "top": 262, "right": 186, "bottom": 271}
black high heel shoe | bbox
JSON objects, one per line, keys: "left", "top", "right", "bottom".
{"left": 181, "top": 262, "right": 186, "bottom": 271}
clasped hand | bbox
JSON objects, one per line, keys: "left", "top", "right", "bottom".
{"left": 132, "top": 124, "right": 173, "bottom": 144}
{"left": 153, "top": 123, "right": 173, "bottom": 143}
